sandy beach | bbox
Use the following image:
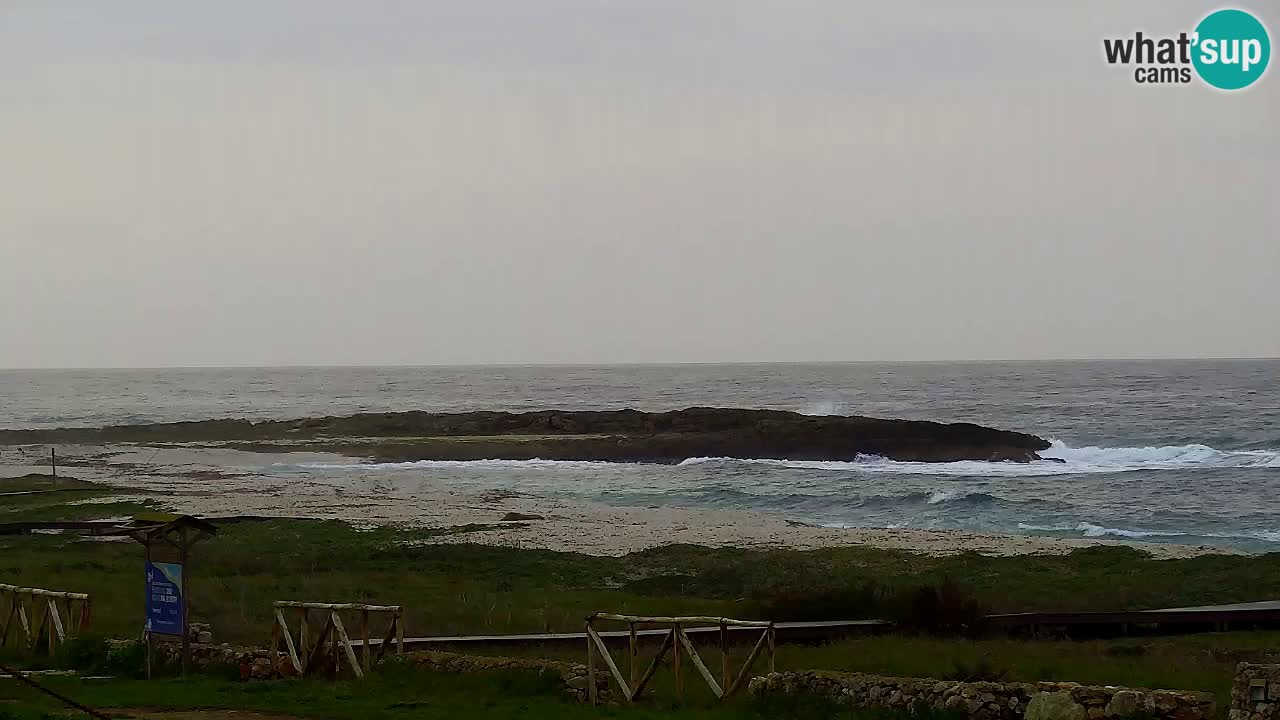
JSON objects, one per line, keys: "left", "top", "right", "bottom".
{"left": 1, "top": 443, "right": 1234, "bottom": 559}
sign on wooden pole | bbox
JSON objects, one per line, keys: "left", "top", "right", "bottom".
{"left": 123, "top": 514, "right": 217, "bottom": 678}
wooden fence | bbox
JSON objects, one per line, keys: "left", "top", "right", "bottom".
{"left": 0, "top": 584, "right": 91, "bottom": 655}
{"left": 271, "top": 601, "right": 404, "bottom": 679}
{"left": 585, "top": 613, "right": 775, "bottom": 704}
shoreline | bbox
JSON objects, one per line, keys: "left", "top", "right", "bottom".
{"left": 0, "top": 444, "right": 1234, "bottom": 560}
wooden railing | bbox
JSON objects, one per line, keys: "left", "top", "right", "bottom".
{"left": 0, "top": 584, "right": 91, "bottom": 654}
{"left": 585, "top": 613, "right": 775, "bottom": 704}
{"left": 271, "top": 601, "right": 404, "bottom": 679}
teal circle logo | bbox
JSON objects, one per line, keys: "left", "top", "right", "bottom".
{"left": 1192, "top": 9, "right": 1271, "bottom": 90}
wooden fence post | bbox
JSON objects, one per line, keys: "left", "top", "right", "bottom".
{"left": 586, "top": 620, "right": 597, "bottom": 705}
{"left": 629, "top": 622, "right": 638, "bottom": 689}
{"left": 767, "top": 624, "right": 776, "bottom": 673}
{"left": 720, "top": 621, "right": 729, "bottom": 693}
{"left": 671, "top": 623, "right": 682, "bottom": 699}
{"left": 361, "top": 609, "right": 370, "bottom": 673}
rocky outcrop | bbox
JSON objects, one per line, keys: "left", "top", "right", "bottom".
{"left": 0, "top": 408, "right": 1052, "bottom": 464}
{"left": 749, "top": 671, "right": 1215, "bottom": 720}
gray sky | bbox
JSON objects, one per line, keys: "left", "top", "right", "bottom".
{"left": 2, "top": 1, "right": 1277, "bottom": 368}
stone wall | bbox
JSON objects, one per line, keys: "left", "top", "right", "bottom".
{"left": 1231, "top": 663, "right": 1280, "bottom": 720}
{"left": 108, "top": 640, "right": 1220, "bottom": 718}
{"left": 108, "top": 639, "right": 282, "bottom": 680}
{"left": 749, "top": 671, "right": 1215, "bottom": 720}
{"left": 109, "top": 641, "right": 612, "bottom": 702}
{"left": 402, "top": 650, "right": 612, "bottom": 703}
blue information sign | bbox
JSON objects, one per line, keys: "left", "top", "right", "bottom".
{"left": 145, "top": 561, "right": 184, "bottom": 636}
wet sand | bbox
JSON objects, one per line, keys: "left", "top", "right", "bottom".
{"left": 0, "top": 444, "right": 1234, "bottom": 559}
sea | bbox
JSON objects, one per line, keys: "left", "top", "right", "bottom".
{"left": 2, "top": 361, "right": 1278, "bottom": 551}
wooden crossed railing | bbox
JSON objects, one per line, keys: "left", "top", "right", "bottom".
{"left": 0, "top": 584, "right": 91, "bottom": 655}
{"left": 585, "top": 613, "right": 775, "bottom": 704}
{"left": 271, "top": 601, "right": 404, "bottom": 679}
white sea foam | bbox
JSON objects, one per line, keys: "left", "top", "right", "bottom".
{"left": 289, "top": 440, "right": 1278, "bottom": 477}
{"left": 1039, "top": 441, "right": 1280, "bottom": 469}
{"left": 290, "top": 459, "right": 620, "bottom": 471}
{"left": 801, "top": 400, "right": 846, "bottom": 416}
{"left": 1018, "top": 522, "right": 1280, "bottom": 543}
{"left": 680, "top": 440, "right": 1279, "bottom": 476}
{"left": 927, "top": 489, "right": 972, "bottom": 504}
{"left": 1018, "top": 517, "right": 1172, "bottom": 535}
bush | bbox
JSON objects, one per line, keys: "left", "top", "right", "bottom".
{"left": 749, "top": 578, "right": 988, "bottom": 637}
{"left": 885, "top": 579, "right": 989, "bottom": 637}
{"left": 101, "top": 638, "right": 147, "bottom": 679}
{"left": 55, "top": 635, "right": 112, "bottom": 674}
{"left": 944, "top": 656, "right": 1010, "bottom": 682}
{"left": 750, "top": 582, "right": 884, "bottom": 622}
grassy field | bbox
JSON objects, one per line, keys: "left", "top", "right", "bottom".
{"left": 0, "top": 474, "right": 155, "bottom": 524}
{"left": 6, "top": 517, "right": 1280, "bottom": 642}
{"left": 0, "top": 663, "right": 963, "bottom": 720}
{"left": 0, "top": 632, "right": 1266, "bottom": 719}
{"left": 5, "top": 497, "right": 1280, "bottom": 716}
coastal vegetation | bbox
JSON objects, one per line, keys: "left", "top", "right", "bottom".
{"left": 4, "top": 481, "right": 1277, "bottom": 717}
{"left": 4, "top": 513, "right": 1280, "bottom": 712}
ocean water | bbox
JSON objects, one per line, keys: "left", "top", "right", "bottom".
{"left": 2, "top": 361, "right": 1278, "bottom": 550}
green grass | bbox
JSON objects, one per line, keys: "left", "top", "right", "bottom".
{"left": 6, "top": 519, "right": 1280, "bottom": 644}
{"left": 418, "top": 630, "right": 1271, "bottom": 710}
{"left": 4, "top": 517, "right": 1279, "bottom": 716}
{"left": 0, "top": 476, "right": 154, "bottom": 524}
{"left": 0, "top": 474, "right": 98, "bottom": 494}
{"left": 0, "top": 664, "right": 959, "bottom": 720}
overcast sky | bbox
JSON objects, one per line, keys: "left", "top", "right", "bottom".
{"left": 2, "top": 2, "right": 1276, "bottom": 368}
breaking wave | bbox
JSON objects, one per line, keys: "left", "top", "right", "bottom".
{"left": 1018, "top": 522, "right": 1280, "bottom": 543}
{"left": 287, "top": 440, "right": 1278, "bottom": 479}
{"left": 679, "top": 440, "right": 1279, "bottom": 476}
{"left": 290, "top": 459, "right": 621, "bottom": 471}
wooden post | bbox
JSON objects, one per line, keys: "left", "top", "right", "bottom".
{"left": 395, "top": 610, "right": 404, "bottom": 655}
{"left": 720, "top": 621, "right": 729, "bottom": 693}
{"left": 30, "top": 594, "right": 46, "bottom": 653}
{"left": 271, "top": 615, "right": 281, "bottom": 679}
{"left": 767, "top": 624, "right": 776, "bottom": 674}
{"left": 50, "top": 448, "right": 57, "bottom": 487}
{"left": 361, "top": 609, "right": 370, "bottom": 673}
{"left": 629, "top": 622, "right": 638, "bottom": 689}
{"left": 299, "top": 608, "right": 309, "bottom": 674}
{"left": 46, "top": 601, "right": 56, "bottom": 656}
{"left": 672, "top": 623, "right": 682, "bottom": 699}
{"left": 586, "top": 620, "right": 598, "bottom": 705}
{"left": 179, "top": 537, "right": 190, "bottom": 676}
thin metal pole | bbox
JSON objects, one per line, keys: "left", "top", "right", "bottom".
{"left": 180, "top": 540, "right": 190, "bottom": 677}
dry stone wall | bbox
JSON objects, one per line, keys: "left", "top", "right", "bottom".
{"left": 108, "top": 639, "right": 1219, "bottom": 717}
{"left": 109, "top": 642, "right": 613, "bottom": 702}
{"left": 402, "top": 650, "right": 613, "bottom": 703}
{"left": 749, "top": 670, "right": 1215, "bottom": 720}
{"left": 1232, "top": 663, "right": 1280, "bottom": 720}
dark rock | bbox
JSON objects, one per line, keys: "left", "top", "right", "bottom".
{"left": 500, "top": 512, "right": 544, "bottom": 522}
{"left": 0, "top": 407, "right": 1052, "bottom": 465}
